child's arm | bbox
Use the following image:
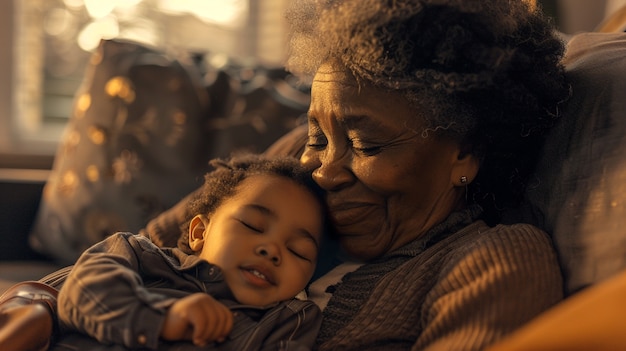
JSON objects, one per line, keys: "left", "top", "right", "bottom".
{"left": 160, "top": 292, "right": 234, "bottom": 347}
{"left": 259, "top": 299, "right": 322, "bottom": 351}
{"left": 57, "top": 232, "right": 177, "bottom": 350}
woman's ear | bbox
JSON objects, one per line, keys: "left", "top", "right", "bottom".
{"left": 188, "top": 214, "right": 209, "bottom": 252}
{"left": 451, "top": 149, "right": 480, "bottom": 186}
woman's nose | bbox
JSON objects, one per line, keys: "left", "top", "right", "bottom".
{"left": 302, "top": 149, "right": 354, "bottom": 191}
{"left": 256, "top": 244, "right": 281, "bottom": 265}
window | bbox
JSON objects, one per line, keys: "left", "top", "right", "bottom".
{"left": 0, "top": 0, "right": 289, "bottom": 158}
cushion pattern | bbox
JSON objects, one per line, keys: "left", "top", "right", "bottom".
{"left": 29, "top": 39, "right": 310, "bottom": 265}
{"left": 28, "top": 39, "right": 212, "bottom": 264}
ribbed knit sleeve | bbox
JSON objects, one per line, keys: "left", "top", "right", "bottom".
{"left": 414, "top": 223, "right": 563, "bottom": 350}
{"left": 317, "top": 221, "right": 563, "bottom": 351}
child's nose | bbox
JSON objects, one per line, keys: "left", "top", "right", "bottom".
{"left": 255, "top": 243, "right": 281, "bottom": 265}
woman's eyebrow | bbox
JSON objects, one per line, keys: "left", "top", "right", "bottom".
{"left": 339, "top": 114, "right": 384, "bottom": 132}
{"left": 339, "top": 114, "right": 367, "bottom": 127}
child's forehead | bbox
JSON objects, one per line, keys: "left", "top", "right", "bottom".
{"left": 228, "top": 174, "right": 324, "bottom": 235}
{"left": 228, "top": 173, "right": 317, "bottom": 203}
{"left": 236, "top": 173, "right": 307, "bottom": 194}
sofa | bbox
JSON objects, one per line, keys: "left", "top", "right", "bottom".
{"left": 1, "top": 30, "right": 626, "bottom": 322}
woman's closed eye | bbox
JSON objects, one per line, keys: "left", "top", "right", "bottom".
{"left": 306, "top": 119, "right": 327, "bottom": 150}
{"left": 352, "top": 144, "right": 382, "bottom": 156}
{"left": 350, "top": 139, "right": 383, "bottom": 156}
{"left": 306, "top": 133, "right": 327, "bottom": 150}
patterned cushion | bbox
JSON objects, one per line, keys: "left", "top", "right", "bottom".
{"left": 29, "top": 39, "right": 309, "bottom": 265}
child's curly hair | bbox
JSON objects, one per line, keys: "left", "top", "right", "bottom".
{"left": 177, "top": 153, "right": 326, "bottom": 253}
{"left": 286, "top": 0, "right": 571, "bottom": 223}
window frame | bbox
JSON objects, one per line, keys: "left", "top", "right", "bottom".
{"left": 1, "top": 0, "right": 64, "bottom": 159}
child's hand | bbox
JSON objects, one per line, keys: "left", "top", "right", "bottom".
{"left": 160, "top": 293, "right": 234, "bottom": 346}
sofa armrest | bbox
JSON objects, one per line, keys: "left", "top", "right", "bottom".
{"left": 0, "top": 169, "right": 51, "bottom": 262}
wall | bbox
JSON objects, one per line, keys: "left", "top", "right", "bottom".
{"left": 0, "top": 0, "right": 13, "bottom": 152}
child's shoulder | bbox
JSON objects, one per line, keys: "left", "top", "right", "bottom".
{"left": 105, "top": 231, "right": 160, "bottom": 252}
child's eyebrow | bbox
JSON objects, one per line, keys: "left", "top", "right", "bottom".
{"left": 244, "top": 204, "right": 320, "bottom": 248}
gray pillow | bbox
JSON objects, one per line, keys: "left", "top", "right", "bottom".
{"left": 525, "top": 32, "right": 626, "bottom": 295}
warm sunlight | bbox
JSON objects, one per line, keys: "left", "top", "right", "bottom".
{"left": 158, "top": 0, "right": 247, "bottom": 27}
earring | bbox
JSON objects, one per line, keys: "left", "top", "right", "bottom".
{"left": 460, "top": 176, "right": 468, "bottom": 184}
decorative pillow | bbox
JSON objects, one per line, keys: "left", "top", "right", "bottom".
{"left": 29, "top": 39, "right": 311, "bottom": 266}
{"left": 29, "top": 39, "right": 213, "bottom": 265}
{"left": 200, "top": 62, "right": 310, "bottom": 157}
{"left": 524, "top": 32, "right": 626, "bottom": 295}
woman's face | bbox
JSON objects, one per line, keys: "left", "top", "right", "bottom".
{"left": 301, "top": 62, "right": 475, "bottom": 261}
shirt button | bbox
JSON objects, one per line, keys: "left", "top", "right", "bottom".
{"left": 208, "top": 267, "right": 215, "bottom": 275}
{"left": 233, "top": 312, "right": 239, "bottom": 317}
{"left": 137, "top": 334, "right": 147, "bottom": 345}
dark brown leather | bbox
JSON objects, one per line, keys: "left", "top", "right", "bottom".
{"left": 0, "top": 281, "right": 58, "bottom": 351}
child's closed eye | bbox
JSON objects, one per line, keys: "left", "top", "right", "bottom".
{"left": 238, "top": 219, "right": 264, "bottom": 233}
{"left": 289, "top": 248, "right": 312, "bottom": 262}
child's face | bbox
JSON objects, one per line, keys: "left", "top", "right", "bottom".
{"left": 189, "top": 174, "right": 323, "bottom": 306}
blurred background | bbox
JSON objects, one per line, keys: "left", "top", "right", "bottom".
{"left": 0, "top": 0, "right": 625, "bottom": 163}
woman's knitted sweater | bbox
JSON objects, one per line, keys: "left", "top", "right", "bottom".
{"left": 315, "top": 207, "right": 563, "bottom": 351}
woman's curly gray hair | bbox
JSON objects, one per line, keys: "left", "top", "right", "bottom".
{"left": 286, "top": 0, "right": 570, "bottom": 222}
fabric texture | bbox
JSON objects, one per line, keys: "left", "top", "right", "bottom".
{"left": 56, "top": 232, "right": 321, "bottom": 351}
{"left": 523, "top": 32, "right": 626, "bottom": 295}
{"left": 315, "top": 207, "right": 563, "bottom": 351}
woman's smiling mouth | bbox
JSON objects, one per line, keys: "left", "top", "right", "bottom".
{"left": 329, "top": 202, "right": 382, "bottom": 231}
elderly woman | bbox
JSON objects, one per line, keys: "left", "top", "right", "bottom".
{"left": 280, "top": 0, "right": 569, "bottom": 349}
{"left": 0, "top": 0, "right": 570, "bottom": 350}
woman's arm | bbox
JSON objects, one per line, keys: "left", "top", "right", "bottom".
{"left": 416, "top": 223, "right": 563, "bottom": 351}
{"left": 58, "top": 232, "right": 176, "bottom": 350}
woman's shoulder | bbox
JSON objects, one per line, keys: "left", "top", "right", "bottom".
{"left": 456, "top": 220, "right": 551, "bottom": 245}
{"left": 488, "top": 222, "right": 553, "bottom": 248}
{"left": 489, "top": 220, "right": 549, "bottom": 236}
{"left": 422, "top": 220, "right": 563, "bottom": 296}
{"left": 447, "top": 220, "right": 558, "bottom": 265}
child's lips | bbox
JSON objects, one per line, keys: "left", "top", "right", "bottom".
{"left": 241, "top": 265, "right": 275, "bottom": 286}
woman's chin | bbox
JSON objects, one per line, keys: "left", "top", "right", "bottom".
{"left": 337, "top": 235, "right": 387, "bottom": 261}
